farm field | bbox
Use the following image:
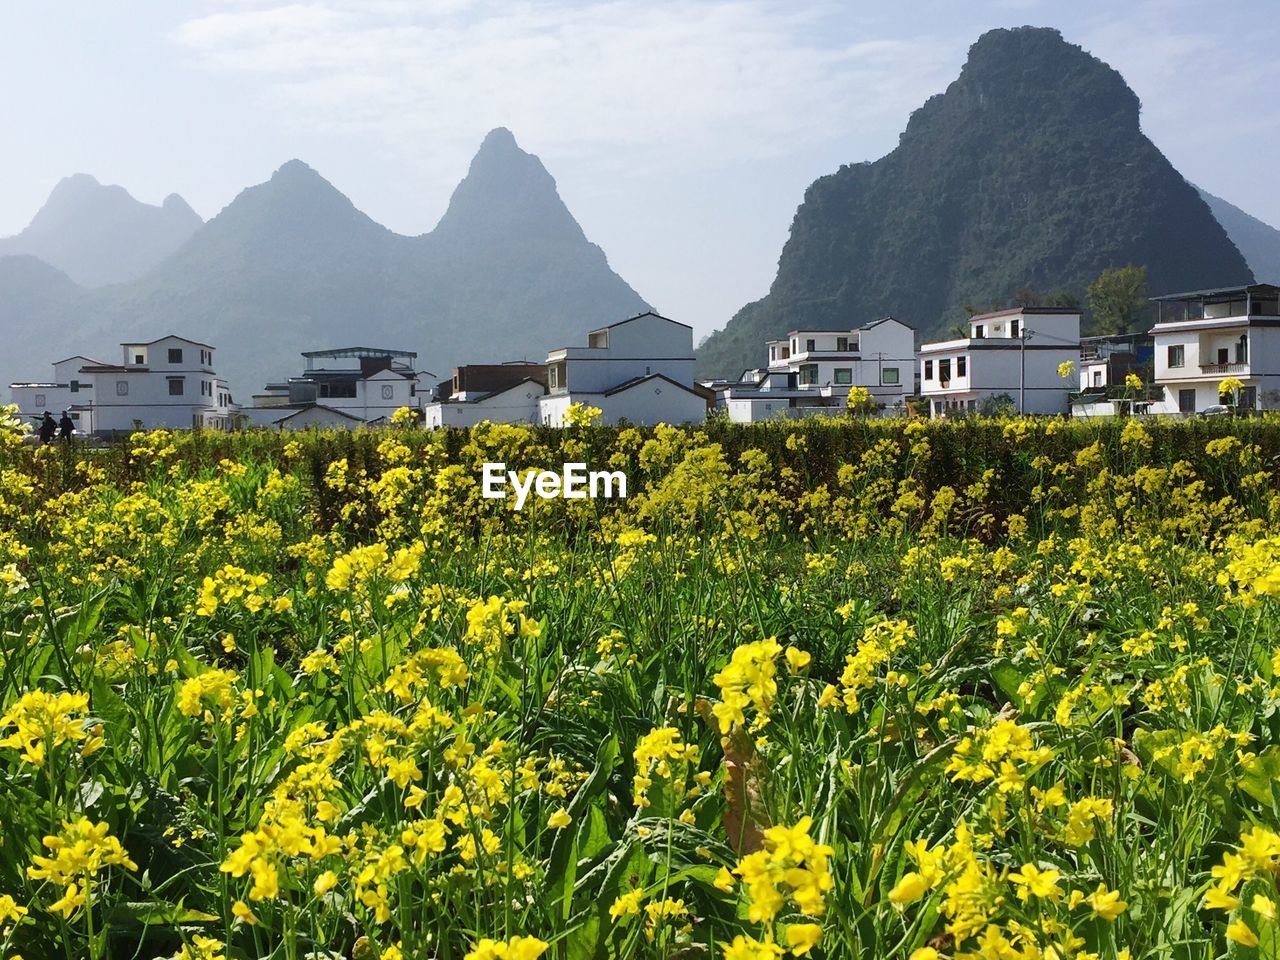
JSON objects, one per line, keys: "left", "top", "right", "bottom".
{"left": 4, "top": 409, "right": 1280, "bottom": 959}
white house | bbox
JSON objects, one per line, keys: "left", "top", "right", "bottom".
{"left": 539, "top": 312, "right": 707, "bottom": 426}
{"left": 250, "top": 347, "right": 436, "bottom": 428}
{"left": 423, "top": 379, "right": 546, "bottom": 428}
{"left": 715, "top": 317, "right": 916, "bottom": 422}
{"left": 9, "top": 355, "right": 103, "bottom": 433}
{"left": 919, "top": 307, "right": 1081, "bottom": 417}
{"left": 1146, "top": 284, "right": 1280, "bottom": 414}
{"left": 21, "top": 336, "right": 238, "bottom": 433}
{"left": 421, "top": 362, "right": 548, "bottom": 428}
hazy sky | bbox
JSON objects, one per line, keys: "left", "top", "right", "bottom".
{"left": 2, "top": 0, "right": 1277, "bottom": 342}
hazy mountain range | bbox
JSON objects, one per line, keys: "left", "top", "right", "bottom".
{"left": 696, "top": 26, "right": 1271, "bottom": 376}
{"left": 0, "top": 128, "right": 648, "bottom": 395}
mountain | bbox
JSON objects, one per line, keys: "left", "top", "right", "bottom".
{"left": 1199, "top": 188, "right": 1280, "bottom": 284}
{"left": 0, "top": 174, "right": 202, "bottom": 286}
{"left": 0, "top": 130, "right": 649, "bottom": 395}
{"left": 697, "top": 26, "right": 1254, "bottom": 377}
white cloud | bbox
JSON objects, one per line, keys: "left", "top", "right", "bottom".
{"left": 171, "top": 0, "right": 954, "bottom": 179}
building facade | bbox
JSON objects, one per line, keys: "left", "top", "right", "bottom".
{"left": 715, "top": 317, "right": 916, "bottom": 422}
{"left": 540, "top": 312, "right": 706, "bottom": 426}
{"left": 919, "top": 307, "right": 1081, "bottom": 416}
{"left": 1146, "top": 284, "right": 1280, "bottom": 414}
{"left": 9, "top": 355, "right": 103, "bottom": 433}
{"left": 248, "top": 347, "right": 435, "bottom": 428}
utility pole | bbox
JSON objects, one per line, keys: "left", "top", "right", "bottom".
{"left": 1018, "top": 326, "right": 1030, "bottom": 414}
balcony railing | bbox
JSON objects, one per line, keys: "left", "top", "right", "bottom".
{"left": 1200, "top": 361, "right": 1248, "bottom": 375}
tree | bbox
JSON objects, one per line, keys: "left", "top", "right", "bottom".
{"left": 1087, "top": 265, "right": 1148, "bottom": 335}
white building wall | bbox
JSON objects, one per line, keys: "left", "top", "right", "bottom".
{"left": 423, "top": 383, "right": 544, "bottom": 428}
{"left": 540, "top": 382, "right": 706, "bottom": 427}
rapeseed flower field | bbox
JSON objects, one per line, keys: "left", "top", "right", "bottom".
{"left": 5, "top": 405, "right": 1280, "bottom": 959}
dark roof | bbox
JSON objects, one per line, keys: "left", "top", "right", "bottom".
{"left": 276, "top": 404, "right": 366, "bottom": 424}
{"left": 860, "top": 315, "right": 911, "bottom": 330}
{"left": 50, "top": 354, "right": 105, "bottom": 367}
{"left": 602, "top": 372, "right": 700, "bottom": 397}
{"left": 301, "top": 346, "right": 418, "bottom": 360}
{"left": 80, "top": 364, "right": 142, "bottom": 373}
{"left": 595, "top": 311, "right": 692, "bottom": 332}
{"left": 1150, "top": 283, "right": 1280, "bottom": 303}
{"left": 460, "top": 378, "right": 546, "bottom": 403}
{"left": 122, "top": 334, "right": 216, "bottom": 350}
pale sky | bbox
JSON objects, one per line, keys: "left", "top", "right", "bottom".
{"left": 2, "top": 0, "right": 1277, "bottom": 341}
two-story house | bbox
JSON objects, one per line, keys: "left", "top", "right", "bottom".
{"left": 247, "top": 347, "right": 436, "bottom": 429}
{"left": 78, "top": 336, "right": 236, "bottom": 432}
{"left": 539, "top": 312, "right": 707, "bottom": 426}
{"left": 919, "top": 307, "right": 1081, "bottom": 416}
{"left": 1147, "top": 284, "right": 1280, "bottom": 414}
{"left": 716, "top": 317, "right": 916, "bottom": 422}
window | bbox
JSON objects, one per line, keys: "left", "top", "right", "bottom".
{"left": 1241, "top": 386, "right": 1257, "bottom": 410}
{"left": 805, "top": 339, "right": 816, "bottom": 352}
{"left": 957, "top": 356, "right": 967, "bottom": 377}
{"left": 168, "top": 348, "right": 183, "bottom": 363}
{"left": 70, "top": 380, "right": 80, "bottom": 393}
{"left": 924, "top": 359, "right": 933, "bottom": 380}
{"left": 974, "top": 324, "right": 985, "bottom": 339}
{"left": 1178, "top": 388, "right": 1196, "bottom": 413}
{"left": 548, "top": 366, "right": 559, "bottom": 389}
{"left": 939, "top": 358, "right": 952, "bottom": 382}
{"left": 134, "top": 354, "right": 144, "bottom": 365}
{"left": 836, "top": 336, "right": 850, "bottom": 352}
{"left": 798, "top": 364, "right": 819, "bottom": 386}
{"left": 116, "top": 381, "right": 129, "bottom": 396}
{"left": 168, "top": 378, "right": 185, "bottom": 396}
{"left": 588, "top": 330, "right": 608, "bottom": 349}
{"left": 834, "top": 368, "right": 852, "bottom": 385}
{"left": 881, "top": 367, "right": 900, "bottom": 385}
{"left": 1092, "top": 370, "right": 1103, "bottom": 387}
{"left": 1010, "top": 319, "right": 1020, "bottom": 338}
{"left": 381, "top": 385, "right": 394, "bottom": 400}
{"left": 1168, "top": 345, "right": 1185, "bottom": 368}
{"left": 34, "top": 393, "right": 45, "bottom": 407}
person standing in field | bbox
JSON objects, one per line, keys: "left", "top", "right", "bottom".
{"left": 59, "top": 411, "right": 74, "bottom": 442}
{"left": 38, "top": 412, "right": 57, "bottom": 444}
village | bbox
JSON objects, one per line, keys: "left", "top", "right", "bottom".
{"left": 8, "top": 282, "right": 1279, "bottom": 435}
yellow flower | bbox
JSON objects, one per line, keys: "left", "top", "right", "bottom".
{"left": 786, "top": 922, "right": 822, "bottom": 956}
{"left": 547, "top": 808, "right": 572, "bottom": 830}
{"left": 464, "top": 936, "right": 549, "bottom": 960}
{"left": 1085, "top": 883, "right": 1126, "bottom": 920}
{"left": 1226, "top": 918, "right": 1260, "bottom": 948}
{"left": 610, "top": 889, "right": 645, "bottom": 920}
{"left": 888, "top": 871, "right": 929, "bottom": 907}
{"left": 1008, "top": 863, "right": 1063, "bottom": 901}
{"left": 314, "top": 870, "right": 338, "bottom": 895}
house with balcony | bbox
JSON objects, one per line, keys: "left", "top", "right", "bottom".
{"left": 9, "top": 355, "right": 104, "bottom": 433}
{"left": 422, "top": 362, "right": 548, "bottom": 428}
{"left": 919, "top": 307, "right": 1081, "bottom": 416}
{"left": 75, "top": 336, "right": 236, "bottom": 432}
{"left": 539, "top": 312, "right": 707, "bottom": 426}
{"left": 715, "top": 317, "right": 916, "bottom": 422}
{"left": 247, "top": 347, "right": 436, "bottom": 429}
{"left": 1146, "top": 284, "right": 1280, "bottom": 414}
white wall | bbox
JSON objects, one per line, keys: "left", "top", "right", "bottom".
{"left": 540, "top": 381, "right": 706, "bottom": 427}
{"left": 423, "top": 382, "right": 543, "bottom": 428}
{"left": 552, "top": 315, "right": 695, "bottom": 395}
